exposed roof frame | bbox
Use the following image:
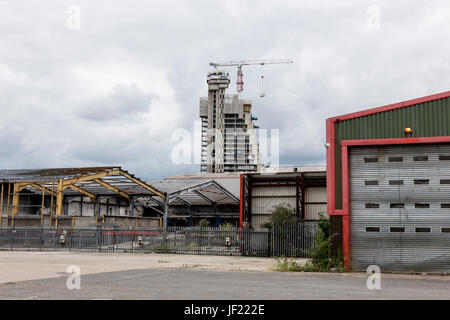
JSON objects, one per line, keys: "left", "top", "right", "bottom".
{"left": 167, "top": 180, "right": 217, "bottom": 200}
{"left": 93, "top": 178, "right": 131, "bottom": 201}
{"left": 166, "top": 180, "right": 239, "bottom": 204}
{"left": 192, "top": 189, "right": 216, "bottom": 205}
{"left": 173, "top": 196, "right": 192, "bottom": 207}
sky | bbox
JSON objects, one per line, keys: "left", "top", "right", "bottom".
{"left": 0, "top": 0, "right": 449, "bottom": 179}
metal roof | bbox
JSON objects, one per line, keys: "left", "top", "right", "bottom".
{"left": 147, "top": 179, "right": 239, "bottom": 206}
{"left": 0, "top": 167, "right": 120, "bottom": 182}
{"left": 260, "top": 165, "right": 326, "bottom": 173}
{"left": 328, "top": 90, "right": 450, "bottom": 122}
{"left": 247, "top": 166, "right": 326, "bottom": 181}
{"left": 165, "top": 172, "right": 240, "bottom": 180}
{"left": 0, "top": 167, "right": 165, "bottom": 199}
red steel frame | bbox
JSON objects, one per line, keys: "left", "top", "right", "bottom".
{"left": 326, "top": 90, "right": 450, "bottom": 269}
{"left": 239, "top": 174, "right": 244, "bottom": 228}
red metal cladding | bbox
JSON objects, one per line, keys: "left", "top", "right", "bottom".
{"left": 326, "top": 118, "right": 335, "bottom": 215}
{"left": 339, "top": 136, "right": 450, "bottom": 269}
{"left": 239, "top": 174, "right": 244, "bottom": 228}
{"left": 328, "top": 90, "right": 450, "bottom": 123}
{"left": 326, "top": 90, "right": 450, "bottom": 270}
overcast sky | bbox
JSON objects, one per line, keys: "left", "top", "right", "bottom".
{"left": 0, "top": 0, "right": 449, "bottom": 179}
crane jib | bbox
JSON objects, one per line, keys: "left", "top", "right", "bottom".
{"left": 208, "top": 59, "right": 293, "bottom": 93}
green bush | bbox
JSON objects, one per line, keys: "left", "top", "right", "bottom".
{"left": 262, "top": 203, "right": 297, "bottom": 229}
{"left": 196, "top": 219, "right": 210, "bottom": 228}
{"left": 274, "top": 256, "right": 302, "bottom": 272}
{"left": 275, "top": 213, "right": 344, "bottom": 272}
{"left": 218, "top": 222, "right": 234, "bottom": 230}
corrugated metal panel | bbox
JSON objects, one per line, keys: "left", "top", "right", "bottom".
{"left": 305, "top": 204, "right": 327, "bottom": 220}
{"left": 252, "top": 186, "right": 296, "bottom": 197}
{"left": 305, "top": 187, "right": 326, "bottom": 202}
{"left": 350, "top": 143, "right": 450, "bottom": 272}
{"left": 251, "top": 185, "right": 296, "bottom": 221}
{"left": 251, "top": 197, "right": 296, "bottom": 215}
{"left": 334, "top": 96, "right": 450, "bottom": 210}
{"left": 251, "top": 185, "right": 326, "bottom": 221}
{"left": 305, "top": 187, "right": 327, "bottom": 220}
{"left": 340, "top": 98, "right": 450, "bottom": 140}
{"left": 251, "top": 214, "right": 271, "bottom": 230}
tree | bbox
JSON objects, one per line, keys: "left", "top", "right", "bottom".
{"left": 262, "top": 203, "right": 297, "bottom": 229}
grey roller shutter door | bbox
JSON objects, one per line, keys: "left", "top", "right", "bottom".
{"left": 349, "top": 143, "right": 450, "bottom": 272}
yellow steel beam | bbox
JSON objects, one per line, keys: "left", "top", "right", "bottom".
{"left": 6, "top": 183, "right": 10, "bottom": 227}
{"left": 64, "top": 184, "right": 97, "bottom": 201}
{"left": 56, "top": 180, "right": 63, "bottom": 217}
{"left": 11, "top": 182, "right": 29, "bottom": 227}
{"left": 94, "top": 178, "right": 130, "bottom": 201}
{"left": 27, "top": 182, "right": 57, "bottom": 197}
{"left": 40, "top": 187, "right": 45, "bottom": 227}
{"left": 12, "top": 183, "right": 21, "bottom": 217}
{"left": 0, "top": 183, "right": 3, "bottom": 227}
{"left": 62, "top": 169, "right": 121, "bottom": 186}
{"left": 118, "top": 170, "right": 166, "bottom": 200}
{"left": 49, "top": 182, "right": 54, "bottom": 227}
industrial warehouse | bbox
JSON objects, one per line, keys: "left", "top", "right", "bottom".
{"left": 0, "top": 167, "right": 242, "bottom": 229}
{"left": 1, "top": 62, "right": 450, "bottom": 273}
{"left": 327, "top": 90, "right": 450, "bottom": 273}
{"left": 3, "top": 0, "right": 450, "bottom": 305}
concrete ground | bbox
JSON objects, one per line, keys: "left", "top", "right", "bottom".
{"left": 0, "top": 251, "right": 279, "bottom": 284}
{"left": 1, "top": 251, "right": 450, "bottom": 299}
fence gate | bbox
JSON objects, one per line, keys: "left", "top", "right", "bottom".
{"left": 272, "top": 221, "right": 318, "bottom": 257}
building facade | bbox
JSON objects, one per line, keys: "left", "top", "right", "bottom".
{"left": 326, "top": 90, "right": 450, "bottom": 272}
{"left": 199, "top": 70, "right": 262, "bottom": 173}
{"left": 240, "top": 166, "right": 327, "bottom": 230}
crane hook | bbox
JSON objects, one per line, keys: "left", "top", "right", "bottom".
{"left": 259, "top": 75, "right": 265, "bottom": 98}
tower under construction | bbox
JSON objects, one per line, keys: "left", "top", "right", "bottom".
{"left": 199, "top": 70, "right": 262, "bottom": 173}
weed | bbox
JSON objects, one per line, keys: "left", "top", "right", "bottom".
{"left": 158, "top": 259, "right": 170, "bottom": 263}
{"left": 274, "top": 214, "right": 344, "bottom": 273}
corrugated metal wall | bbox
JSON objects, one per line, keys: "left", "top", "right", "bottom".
{"left": 251, "top": 185, "right": 296, "bottom": 229}
{"left": 305, "top": 187, "right": 327, "bottom": 220}
{"left": 350, "top": 144, "right": 450, "bottom": 272}
{"left": 250, "top": 184, "right": 326, "bottom": 229}
{"left": 334, "top": 96, "right": 450, "bottom": 209}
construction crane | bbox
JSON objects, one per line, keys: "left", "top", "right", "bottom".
{"left": 209, "top": 59, "right": 293, "bottom": 94}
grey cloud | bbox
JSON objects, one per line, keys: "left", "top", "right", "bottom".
{"left": 78, "top": 84, "right": 153, "bottom": 122}
{"left": 0, "top": 0, "right": 449, "bottom": 179}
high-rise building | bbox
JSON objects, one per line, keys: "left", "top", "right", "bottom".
{"left": 199, "top": 70, "right": 262, "bottom": 173}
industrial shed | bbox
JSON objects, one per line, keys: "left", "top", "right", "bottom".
{"left": 326, "top": 90, "right": 450, "bottom": 272}
{"left": 147, "top": 178, "right": 240, "bottom": 227}
{"left": 0, "top": 167, "right": 166, "bottom": 228}
{"left": 240, "top": 166, "right": 327, "bottom": 230}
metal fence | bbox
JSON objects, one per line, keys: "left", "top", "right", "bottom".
{"left": 272, "top": 221, "right": 319, "bottom": 258}
{"left": 0, "top": 222, "right": 318, "bottom": 258}
{"left": 0, "top": 227, "right": 270, "bottom": 257}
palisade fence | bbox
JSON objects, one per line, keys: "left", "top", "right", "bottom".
{"left": 272, "top": 221, "right": 319, "bottom": 258}
{"left": 0, "top": 222, "right": 318, "bottom": 258}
